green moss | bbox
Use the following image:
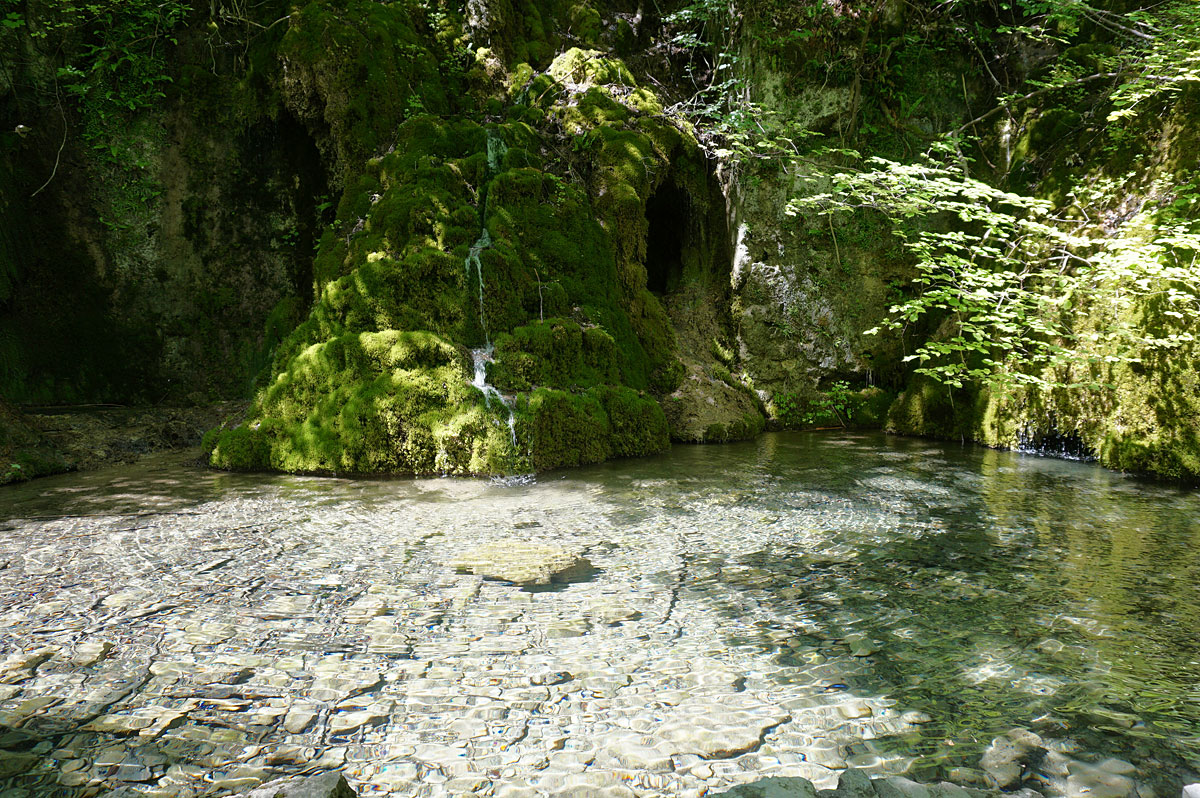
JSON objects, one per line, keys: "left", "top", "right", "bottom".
{"left": 885, "top": 376, "right": 982, "bottom": 440}
{"left": 491, "top": 318, "right": 619, "bottom": 391}
{"left": 593, "top": 385, "right": 670, "bottom": 457}
{"left": 558, "top": 87, "right": 630, "bottom": 130}
{"left": 212, "top": 330, "right": 499, "bottom": 474}
{"left": 210, "top": 424, "right": 272, "bottom": 471}
{"left": 215, "top": 40, "right": 707, "bottom": 475}
{"left": 518, "top": 388, "right": 610, "bottom": 470}
{"left": 548, "top": 48, "right": 637, "bottom": 88}
{"left": 516, "top": 385, "right": 668, "bottom": 471}
{"left": 509, "top": 63, "right": 536, "bottom": 99}
{"left": 855, "top": 387, "right": 897, "bottom": 428}
{"left": 567, "top": 4, "right": 602, "bottom": 45}
{"left": 279, "top": 0, "right": 455, "bottom": 178}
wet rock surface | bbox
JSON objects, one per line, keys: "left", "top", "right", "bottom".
{"left": 232, "top": 771, "right": 358, "bottom": 797}
{"left": 17, "top": 402, "right": 248, "bottom": 473}
{"left": 452, "top": 544, "right": 593, "bottom": 586}
{"left": 718, "top": 768, "right": 990, "bottom": 798}
{"left": 974, "top": 729, "right": 1149, "bottom": 798}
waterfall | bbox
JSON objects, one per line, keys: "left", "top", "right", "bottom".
{"left": 472, "top": 346, "right": 517, "bottom": 446}
{"left": 465, "top": 227, "right": 492, "bottom": 340}
{"left": 466, "top": 128, "right": 518, "bottom": 449}
{"left": 466, "top": 128, "right": 508, "bottom": 347}
{"left": 486, "top": 129, "right": 508, "bottom": 172}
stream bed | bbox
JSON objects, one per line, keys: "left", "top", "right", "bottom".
{"left": 0, "top": 432, "right": 1198, "bottom": 797}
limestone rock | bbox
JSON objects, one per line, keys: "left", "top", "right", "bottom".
{"left": 594, "top": 732, "right": 673, "bottom": 772}
{"left": 283, "top": 705, "right": 319, "bottom": 734}
{"left": 328, "top": 704, "right": 390, "bottom": 734}
{"left": 587, "top": 599, "right": 641, "bottom": 625}
{"left": 0, "top": 753, "right": 39, "bottom": 779}
{"left": 1065, "top": 759, "right": 1138, "bottom": 798}
{"left": 874, "top": 777, "right": 932, "bottom": 798}
{"left": 71, "top": 640, "right": 114, "bottom": 666}
{"left": 718, "top": 773, "right": 991, "bottom": 798}
{"left": 233, "top": 771, "right": 357, "bottom": 798}
{"left": 925, "top": 783, "right": 979, "bottom": 798}
{"left": 0, "top": 646, "right": 57, "bottom": 683}
{"left": 980, "top": 728, "right": 1045, "bottom": 789}
{"left": 452, "top": 544, "right": 593, "bottom": 586}
{"left": 716, "top": 777, "right": 819, "bottom": 798}
{"left": 663, "top": 362, "right": 765, "bottom": 444}
{"left": 654, "top": 694, "right": 789, "bottom": 758}
{"left": 1183, "top": 784, "right": 1200, "bottom": 798}
{"left": 829, "top": 768, "right": 875, "bottom": 798}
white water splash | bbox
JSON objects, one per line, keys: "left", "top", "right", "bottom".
{"left": 464, "top": 129, "right": 520, "bottom": 455}
{"left": 472, "top": 346, "right": 517, "bottom": 447}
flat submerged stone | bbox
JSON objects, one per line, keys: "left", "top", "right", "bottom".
{"left": 231, "top": 771, "right": 357, "bottom": 797}
{"left": 451, "top": 544, "right": 593, "bottom": 586}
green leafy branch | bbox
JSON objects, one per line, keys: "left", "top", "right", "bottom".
{"left": 4, "top": 0, "right": 191, "bottom": 124}
{"left": 1107, "top": 1, "right": 1200, "bottom": 122}
{"left": 788, "top": 152, "right": 1200, "bottom": 391}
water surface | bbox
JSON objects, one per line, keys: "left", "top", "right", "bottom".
{"left": 1, "top": 433, "right": 1197, "bottom": 796}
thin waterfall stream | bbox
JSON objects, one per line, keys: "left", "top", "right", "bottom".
{"left": 464, "top": 128, "right": 517, "bottom": 448}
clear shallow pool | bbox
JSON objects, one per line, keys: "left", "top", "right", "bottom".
{"left": 0, "top": 433, "right": 1197, "bottom": 796}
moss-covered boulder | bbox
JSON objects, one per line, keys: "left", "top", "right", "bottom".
{"left": 210, "top": 39, "right": 730, "bottom": 475}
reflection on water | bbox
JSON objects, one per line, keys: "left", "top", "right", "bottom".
{"left": 0, "top": 433, "right": 1198, "bottom": 796}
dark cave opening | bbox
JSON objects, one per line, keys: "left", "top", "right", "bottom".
{"left": 645, "top": 181, "right": 688, "bottom": 295}
{"left": 241, "top": 111, "right": 331, "bottom": 299}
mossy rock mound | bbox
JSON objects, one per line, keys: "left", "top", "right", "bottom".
{"left": 211, "top": 44, "right": 714, "bottom": 475}
{"left": 211, "top": 330, "right": 510, "bottom": 474}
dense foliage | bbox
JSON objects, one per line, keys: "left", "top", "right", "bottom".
{"left": 668, "top": 0, "right": 1200, "bottom": 395}
{"left": 790, "top": 150, "right": 1200, "bottom": 390}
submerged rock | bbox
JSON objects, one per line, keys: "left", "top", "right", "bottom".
{"left": 233, "top": 771, "right": 357, "bottom": 798}
{"left": 1063, "top": 759, "right": 1139, "bottom": 798}
{"left": 821, "top": 768, "right": 875, "bottom": 798}
{"left": 718, "top": 776, "right": 818, "bottom": 797}
{"left": 654, "top": 694, "right": 790, "bottom": 758}
{"left": 452, "top": 543, "right": 593, "bottom": 586}
{"left": 721, "top": 770, "right": 996, "bottom": 798}
{"left": 70, "top": 639, "right": 114, "bottom": 667}
{"left": 980, "top": 728, "right": 1045, "bottom": 788}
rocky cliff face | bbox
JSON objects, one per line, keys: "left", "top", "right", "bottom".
{"left": 876, "top": 13, "right": 1200, "bottom": 480}
{"left": 2, "top": 0, "right": 1197, "bottom": 480}
{"left": 0, "top": 2, "right": 326, "bottom": 405}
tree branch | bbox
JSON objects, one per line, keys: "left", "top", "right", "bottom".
{"left": 953, "top": 72, "right": 1119, "bottom": 136}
